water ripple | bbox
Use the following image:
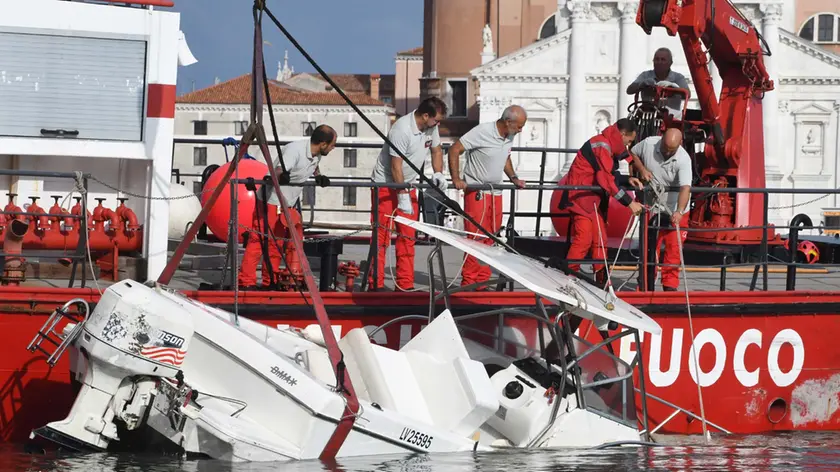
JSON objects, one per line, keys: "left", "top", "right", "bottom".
{"left": 4, "top": 432, "right": 840, "bottom": 472}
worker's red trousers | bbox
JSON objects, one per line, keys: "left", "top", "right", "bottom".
{"left": 566, "top": 213, "right": 608, "bottom": 275}
{"left": 654, "top": 212, "right": 689, "bottom": 290}
{"left": 461, "top": 190, "right": 503, "bottom": 289}
{"left": 238, "top": 203, "right": 303, "bottom": 288}
{"left": 368, "top": 188, "right": 419, "bottom": 290}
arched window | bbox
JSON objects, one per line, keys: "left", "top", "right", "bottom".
{"left": 538, "top": 13, "right": 556, "bottom": 40}
{"left": 799, "top": 13, "right": 840, "bottom": 44}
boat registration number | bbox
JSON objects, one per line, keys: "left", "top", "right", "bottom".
{"left": 399, "top": 427, "right": 433, "bottom": 449}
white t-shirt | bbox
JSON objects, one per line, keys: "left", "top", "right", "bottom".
{"left": 631, "top": 136, "right": 692, "bottom": 212}
{"left": 459, "top": 121, "right": 514, "bottom": 187}
{"left": 261, "top": 138, "right": 321, "bottom": 206}
{"left": 371, "top": 111, "right": 441, "bottom": 183}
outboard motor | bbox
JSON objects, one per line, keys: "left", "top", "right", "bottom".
{"left": 32, "top": 281, "right": 194, "bottom": 451}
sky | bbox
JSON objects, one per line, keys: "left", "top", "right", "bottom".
{"left": 170, "top": 0, "right": 424, "bottom": 95}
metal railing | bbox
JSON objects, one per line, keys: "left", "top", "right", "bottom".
{"left": 172, "top": 137, "right": 840, "bottom": 293}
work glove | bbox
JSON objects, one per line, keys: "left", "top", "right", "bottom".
{"left": 431, "top": 172, "right": 447, "bottom": 192}
{"left": 273, "top": 173, "right": 291, "bottom": 185}
{"left": 314, "top": 175, "right": 330, "bottom": 187}
{"left": 657, "top": 80, "right": 679, "bottom": 88}
{"left": 397, "top": 192, "right": 413, "bottom": 216}
{"left": 642, "top": 77, "right": 657, "bottom": 87}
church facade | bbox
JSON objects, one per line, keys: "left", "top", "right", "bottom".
{"left": 470, "top": 0, "right": 840, "bottom": 234}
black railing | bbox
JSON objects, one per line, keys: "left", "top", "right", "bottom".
{"left": 172, "top": 138, "right": 840, "bottom": 293}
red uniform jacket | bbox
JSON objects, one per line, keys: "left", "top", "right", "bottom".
{"left": 559, "top": 123, "right": 634, "bottom": 218}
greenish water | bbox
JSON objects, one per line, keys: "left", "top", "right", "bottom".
{"left": 3, "top": 432, "right": 840, "bottom": 471}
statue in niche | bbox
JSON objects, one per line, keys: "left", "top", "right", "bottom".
{"left": 801, "top": 126, "right": 821, "bottom": 156}
{"left": 529, "top": 123, "right": 541, "bottom": 143}
{"left": 594, "top": 111, "right": 611, "bottom": 135}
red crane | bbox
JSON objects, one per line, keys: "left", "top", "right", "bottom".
{"left": 635, "top": 0, "right": 779, "bottom": 245}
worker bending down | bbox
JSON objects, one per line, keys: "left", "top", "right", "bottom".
{"left": 368, "top": 97, "right": 448, "bottom": 291}
{"left": 238, "top": 125, "right": 336, "bottom": 289}
{"left": 448, "top": 105, "right": 527, "bottom": 290}
{"left": 559, "top": 118, "right": 646, "bottom": 285}
{"left": 631, "top": 128, "right": 692, "bottom": 291}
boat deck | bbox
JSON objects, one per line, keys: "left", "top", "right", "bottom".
{"left": 14, "top": 239, "right": 840, "bottom": 294}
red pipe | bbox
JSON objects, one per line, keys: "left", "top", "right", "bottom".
{"left": 0, "top": 227, "right": 144, "bottom": 252}
{"left": 70, "top": 197, "right": 93, "bottom": 231}
{"left": 25, "top": 197, "right": 49, "bottom": 232}
{"left": 121, "top": 208, "right": 140, "bottom": 232}
{"left": 101, "top": 208, "right": 120, "bottom": 234}
{"left": 116, "top": 199, "right": 140, "bottom": 232}
{"left": 3, "top": 219, "right": 28, "bottom": 285}
{"left": 48, "top": 196, "right": 75, "bottom": 233}
{"left": 4, "top": 193, "right": 25, "bottom": 223}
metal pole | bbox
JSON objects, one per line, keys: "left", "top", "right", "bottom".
{"left": 535, "top": 150, "right": 547, "bottom": 236}
{"left": 634, "top": 329, "right": 651, "bottom": 442}
{"left": 81, "top": 178, "right": 89, "bottom": 289}
{"left": 761, "top": 191, "right": 769, "bottom": 291}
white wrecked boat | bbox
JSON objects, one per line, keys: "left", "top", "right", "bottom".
{"left": 26, "top": 219, "right": 661, "bottom": 462}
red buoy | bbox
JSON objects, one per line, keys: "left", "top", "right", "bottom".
{"left": 200, "top": 159, "right": 269, "bottom": 243}
{"left": 549, "top": 175, "right": 636, "bottom": 243}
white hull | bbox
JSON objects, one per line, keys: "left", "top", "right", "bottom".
{"left": 29, "top": 220, "right": 659, "bottom": 462}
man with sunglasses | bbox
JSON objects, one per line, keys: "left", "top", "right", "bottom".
{"left": 448, "top": 105, "right": 527, "bottom": 290}
{"left": 368, "top": 97, "right": 448, "bottom": 291}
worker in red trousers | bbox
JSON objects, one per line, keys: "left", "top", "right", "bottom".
{"left": 368, "top": 97, "right": 448, "bottom": 291}
{"left": 448, "top": 105, "right": 527, "bottom": 290}
{"left": 558, "top": 118, "right": 647, "bottom": 285}
{"left": 238, "top": 125, "right": 336, "bottom": 290}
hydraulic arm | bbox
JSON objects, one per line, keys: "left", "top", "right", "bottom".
{"left": 636, "top": 0, "right": 777, "bottom": 244}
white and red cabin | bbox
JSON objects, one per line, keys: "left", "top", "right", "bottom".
{"left": 0, "top": 0, "right": 194, "bottom": 278}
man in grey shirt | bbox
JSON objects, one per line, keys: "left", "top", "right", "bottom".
{"left": 626, "top": 47, "right": 690, "bottom": 95}
{"left": 630, "top": 128, "right": 693, "bottom": 292}
{"left": 368, "top": 97, "right": 447, "bottom": 291}
{"left": 238, "top": 125, "right": 336, "bottom": 290}
{"left": 447, "top": 105, "right": 527, "bottom": 290}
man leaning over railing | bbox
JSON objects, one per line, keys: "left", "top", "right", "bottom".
{"left": 368, "top": 97, "right": 448, "bottom": 292}
{"left": 448, "top": 105, "right": 527, "bottom": 291}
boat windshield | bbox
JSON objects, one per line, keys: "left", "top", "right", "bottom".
{"left": 454, "top": 310, "right": 638, "bottom": 428}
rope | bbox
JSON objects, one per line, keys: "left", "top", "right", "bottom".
{"left": 641, "top": 175, "right": 711, "bottom": 442}
{"left": 653, "top": 173, "right": 711, "bottom": 442}
{"left": 674, "top": 218, "right": 711, "bottom": 444}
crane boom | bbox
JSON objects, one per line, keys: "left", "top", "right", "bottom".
{"left": 635, "top": 0, "right": 778, "bottom": 244}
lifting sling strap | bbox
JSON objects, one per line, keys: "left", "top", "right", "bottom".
{"left": 557, "top": 140, "right": 629, "bottom": 216}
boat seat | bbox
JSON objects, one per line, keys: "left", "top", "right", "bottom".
{"left": 338, "top": 311, "right": 499, "bottom": 437}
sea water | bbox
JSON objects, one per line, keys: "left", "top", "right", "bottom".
{"left": 2, "top": 432, "right": 840, "bottom": 471}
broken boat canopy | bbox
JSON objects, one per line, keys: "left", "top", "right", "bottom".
{"left": 397, "top": 216, "right": 661, "bottom": 335}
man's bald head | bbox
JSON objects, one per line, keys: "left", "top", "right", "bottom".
{"left": 660, "top": 128, "right": 683, "bottom": 159}
{"left": 499, "top": 104, "right": 528, "bottom": 138}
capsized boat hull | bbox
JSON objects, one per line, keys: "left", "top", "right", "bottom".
{"left": 3, "top": 287, "right": 840, "bottom": 442}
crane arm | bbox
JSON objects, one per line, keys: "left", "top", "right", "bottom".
{"left": 634, "top": 0, "right": 777, "bottom": 244}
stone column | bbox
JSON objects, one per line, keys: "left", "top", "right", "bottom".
{"left": 760, "top": 2, "right": 783, "bottom": 174}
{"left": 564, "top": 0, "right": 591, "bottom": 172}
{"left": 618, "top": 1, "right": 640, "bottom": 119}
